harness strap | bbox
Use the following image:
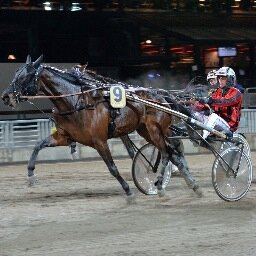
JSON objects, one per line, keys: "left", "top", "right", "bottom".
{"left": 19, "top": 87, "right": 102, "bottom": 99}
{"left": 53, "top": 99, "right": 107, "bottom": 116}
{"left": 108, "top": 106, "right": 120, "bottom": 139}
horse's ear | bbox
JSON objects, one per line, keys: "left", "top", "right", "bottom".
{"left": 26, "top": 55, "right": 31, "bottom": 64}
{"left": 33, "top": 55, "right": 44, "bottom": 69}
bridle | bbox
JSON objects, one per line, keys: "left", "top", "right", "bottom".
{"left": 11, "top": 64, "right": 39, "bottom": 103}
{"left": 11, "top": 64, "right": 109, "bottom": 117}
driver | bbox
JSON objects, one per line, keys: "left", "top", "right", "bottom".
{"left": 197, "top": 67, "right": 243, "bottom": 139}
{"left": 206, "top": 69, "right": 218, "bottom": 97}
{"left": 207, "top": 69, "right": 218, "bottom": 87}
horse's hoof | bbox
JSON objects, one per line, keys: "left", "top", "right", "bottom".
{"left": 193, "top": 184, "right": 203, "bottom": 197}
{"left": 157, "top": 188, "right": 166, "bottom": 197}
{"left": 252, "top": 178, "right": 256, "bottom": 184}
{"left": 126, "top": 192, "right": 136, "bottom": 204}
{"left": 171, "top": 164, "right": 179, "bottom": 172}
{"left": 27, "top": 175, "right": 38, "bottom": 186}
{"left": 71, "top": 152, "right": 79, "bottom": 160}
{"left": 171, "top": 167, "right": 181, "bottom": 177}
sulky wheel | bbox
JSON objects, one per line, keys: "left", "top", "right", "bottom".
{"left": 132, "top": 143, "right": 172, "bottom": 195}
{"left": 212, "top": 146, "right": 252, "bottom": 202}
{"left": 219, "top": 133, "right": 250, "bottom": 156}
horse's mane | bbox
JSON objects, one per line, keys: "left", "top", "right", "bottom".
{"left": 43, "top": 65, "right": 82, "bottom": 85}
{"left": 43, "top": 64, "right": 134, "bottom": 90}
{"left": 42, "top": 65, "right": 181, "bottom": 107}
{"left": 71, "top": 65, "right": 133, "bottom": 90}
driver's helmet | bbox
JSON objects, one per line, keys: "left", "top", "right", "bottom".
{"left": 216, "top": 67, "right": 236, "bottom": 87}
{"left": 207, "top": 70, "right": 217, "bottom": 81}
{"left": 206, "top": 70, "right": 217, "bottom": 86}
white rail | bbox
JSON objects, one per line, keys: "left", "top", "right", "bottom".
{"left": 0, "top": 108, "right": 255, "bottom": 150}
{"left": 238, "top": 109, "right": 256, "bottom": 134}
{"left": 0, "top": 109, "right": 255, "bottom": 163}
{"left": 0, "top": 119, "right": 54, "bottom": 149}
{"left": 0, "top": 119, "right": 145, "bottom": 163}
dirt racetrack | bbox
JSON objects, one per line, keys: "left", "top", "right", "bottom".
{"left": 1, "top": 153, "right": 256, "bottom": 256}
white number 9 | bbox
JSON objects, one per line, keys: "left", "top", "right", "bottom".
{"left": 113, "top": 87, "right": 122, "bottom": 102}
{"left": 110, "top": 85, "right": 126, "bottom": 108}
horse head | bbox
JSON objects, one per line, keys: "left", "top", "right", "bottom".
{"left": 1, "top": 55, "right": 44, "bottom": 108}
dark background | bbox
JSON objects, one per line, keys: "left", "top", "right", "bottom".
{"left": 0, "top": 1, "right": 255, "bottom": 119}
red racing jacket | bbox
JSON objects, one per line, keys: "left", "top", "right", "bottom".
{"left": 209, "top": 87, "right": 243, "bottom": 131}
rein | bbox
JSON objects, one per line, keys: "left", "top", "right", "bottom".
{"left": 19, "top": 87, "right": 103, "bottom": 100}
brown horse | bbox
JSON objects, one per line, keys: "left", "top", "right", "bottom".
{"left": 1, "top": 55, "right": 202, "bottom": 201}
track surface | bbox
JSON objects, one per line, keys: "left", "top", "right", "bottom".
{"left": 1, "top": 153, "right": 256, "bottom": 256}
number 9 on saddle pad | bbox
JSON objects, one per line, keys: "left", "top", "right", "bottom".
{"left": 110, "top": 85, "right": 126, "bottom": 108}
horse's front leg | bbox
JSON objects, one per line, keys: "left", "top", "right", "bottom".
{"left": 95, "top": 141, "right": 135, "bottom": 203}
{"left": 27, "top": 133, "right": 71, "bottom": 186}
{"left": 168, "top": 139, "right": 203, "bottom": 197}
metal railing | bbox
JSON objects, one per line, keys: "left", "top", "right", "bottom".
{"left": 238, "top": 109, "right": 256, "bottom": 134}
{"left": 0, "top": 107, "right": 255, "bottom": 163}
{"left": 0, "top": 119, "right": 54, "bottom": 149}
{"left": 1, "top": 108, "right": 255, "bottom": 150}
{"left": 242, "top": 87, "right": 256, "bottom": 109}
{"left": 0, "top": 119, "right": 144, "bottom": 150}
{"left": 0, "top": 118, "right": 146, "bottom": 163}
{"left": 0, "top": 108, "right": 255, "bottom": 164}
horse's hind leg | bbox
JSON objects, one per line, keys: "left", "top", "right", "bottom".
{"left": 70, "top": 141, "right": 77, "bottom": 154}
{"left": 168, "top": 139, "right": 202, "bottom": 197}
{"left": 120, "top": 135, "right": 135, "bottom": 159}
{"left": 155, "top": 151, "right": 169, "bottom": 197}
{"left": 138, "top": 127, "right": 169, "bottom": 196}
{"left": 69, "top": 141, "right": 79, "bottom": 159}
{"left": 95, "top": 142, "right": 135, "bottom": 203}
{"left": 27, "top": 133, "right": 71, "bottom": 186}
